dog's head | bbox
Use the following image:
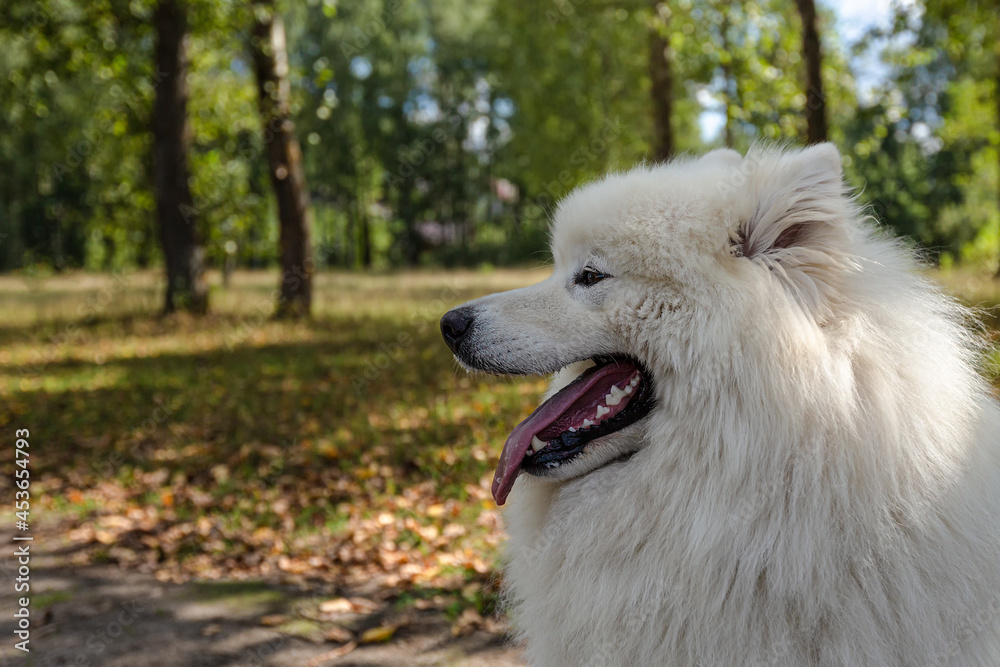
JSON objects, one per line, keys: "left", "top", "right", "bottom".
{"left": 442, "top": 144, "right": 857, "bottom": 505}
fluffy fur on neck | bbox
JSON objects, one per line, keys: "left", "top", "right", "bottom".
{"left": 501, "top": 146, "right": 1000, "bottom": 666}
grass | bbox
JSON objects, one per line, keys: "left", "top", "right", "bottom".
{"left": 0, "top": 267, "right": 549, "bottom": 592}
{"left": 1, "top": 266, "right": 998, "bottom": 595}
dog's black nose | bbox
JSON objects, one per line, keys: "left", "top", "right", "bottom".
{"left": 441, "top": 307, "right": 475, "bottom": 352}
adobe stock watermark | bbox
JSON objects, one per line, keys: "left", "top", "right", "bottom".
{"left": 546, "top": 0, "right": 586, "bottom": 26}
{"left": 241, "top": 633, "right": 289, "bottom": 666}
{"left": 223, "top": 256, "right": 318, "bottom": 350}
{"left": 351, "top": 280, "right": 462, "bottom": 396}
{"left": 714, "top": 147, "right": 768, "bottom": 198}
{"left": 19, "top": 268, "right": 133, "bottom": 379}
{"left": 90, "top": 397, "right": 175, "bottom": 482}
{"left": 575, "top": 581, "right": 689, "bottom": 667}
{"left": 185, "top": 97, "right": 325, "bottom": 226}
{"left": 216, "top": 438, "right": 300, "bottom": 535}
{"left": 520, "top": 117, "right": 623, "bottom": 223}
{"left": 384, "top": 112, "right": 465, "bottom": 189}
{"left": 340, "top": 0, "right": 403, "bottom": 58}
{"left": 51, "top": 76, "right": 167, "bottom": 185}
{"left": 55, "top": 600, "right": 144, "bottom": 666}
{"left": 927, "top": 594, "right": 1000, "bottom": 666}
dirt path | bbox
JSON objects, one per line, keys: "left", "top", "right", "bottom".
{"left": 0, "top": 530, "right": 526, "bottom": 667}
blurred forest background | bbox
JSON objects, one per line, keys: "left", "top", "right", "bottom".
{"left": 1, "top": 0, "right": 999, "bottom": 307}
{"left": 2, "top": 0, "right": 1000, "bottom": 664}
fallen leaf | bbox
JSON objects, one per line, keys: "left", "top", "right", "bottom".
{"left": 359, "top": 624, "right": 396, "bottom": 644}
{"left": 318, "top": 597, "right": 378, "bottom": 615}
{"left": 323, "top": 625, "right": 353, "bottom": 644}
{"left": 319, "top": 598, "right": 353, "bottom": 614}
{"left": 259, "top": 614, "right": 287, "bottom": 627}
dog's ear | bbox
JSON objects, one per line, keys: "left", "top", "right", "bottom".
{"left": 736, "top": 143, "right": 856, "bottom": 318}
{"left": 737, "top": 143, "right": 844, "bottom": 260}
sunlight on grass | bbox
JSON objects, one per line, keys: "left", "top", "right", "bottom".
{"left": 0, "top": 268, "right": 549, "bottom": 592}
{"left": 1, "top": 266, "right": 996, "bottom": 592}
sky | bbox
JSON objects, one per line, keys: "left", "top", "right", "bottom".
{"left": 832, "top": 0, "right": 898, "bottom": 43}
{"left": 699, "top": 0, "right": 901, "bottom": 141}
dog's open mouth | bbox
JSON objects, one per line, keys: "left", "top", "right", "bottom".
{"left": 492, "top": 356, "right": 655, "bottom": 505}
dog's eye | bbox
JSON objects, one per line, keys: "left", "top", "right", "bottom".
{"left": 575, "top": 268, "right": 610, "bottom": 287}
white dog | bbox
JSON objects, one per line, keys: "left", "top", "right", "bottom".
{"left": 441, "top": 144, "right": 1000, "bottom": 666}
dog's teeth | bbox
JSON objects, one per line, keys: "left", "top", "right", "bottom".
{"left": 606, "top": 386, "right": 624, "bottom": 406}
{"left": 531, "top": 436, "right": 546, "bottom": 453}
{"left": 628, "top": 374, "right": 640, "bottom": 388}
{"left": 582, "top": 419, "right": 593, "bottom": 428}
{"left": 568, "top": 427, "right": 576, "bottom": 432}
{"left": 595, "top": 405, "right": 610, "bottom": 418}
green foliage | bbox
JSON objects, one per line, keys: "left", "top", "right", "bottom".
{"left": 843, "top": 1, "right": 1000, "bottom": 264}
{"left": 0, "top": 0, "right": 998, "bottom": 271}
{"left": 489, "top": 1, "right": 653, "bottom": 198}
{"left": 187, "top": 5, "right": 274, "bottom": 267}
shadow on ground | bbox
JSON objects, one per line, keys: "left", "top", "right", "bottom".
{"left": 0, "top": 529, "right": 525, "bottom": 667}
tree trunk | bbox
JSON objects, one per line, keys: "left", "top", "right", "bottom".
{"left": 648, "top": 1, "right": 674, "bottom": 161}
{"left": 352, "top": 191, "right": 371, "bottom": 269}
{"left": 152, "top": 0, "right": 208, "bottom": 315}
{"left": 250, "top": 0, "right": 313, "bottom": 318}
{"left": 359, "top": 211, "right": 372, "bottom": 268}
{"left": 795, "top": 0, "right": 828, "bottom": 144}
{"left": 399, "top": 182, "right": 420, "bottom": 267}
{"left": 720, "top": 6, "right": 735, "bottom": 148}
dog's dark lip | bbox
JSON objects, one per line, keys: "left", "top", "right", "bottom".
{"left": 450, "top": 329, "right": 613, "bottom": 378}
{"left": 519, "top": 355, "right": 655, "bottom": 476}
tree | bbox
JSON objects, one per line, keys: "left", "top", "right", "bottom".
{"left": 718, "top": 3, "right": 736, "bottom": 147}
{"left": 152, "top": 0, "right": 209, "bottom": 314}
{"left": 794, "top": 0, "right": 828, "bottom": 143}
{"left": 843, "top": 2, "right": 975, "bottom": 260}
{"left": 250, "top": 0, "right": 313, "bottom": 317}
{"left": 883, "top": 0, "right": 1000, "bottom": 268}
{"left": 648, "top": 1, "right": 675, "bottom": 161}
{"left": 489, "top": 1, "right": 653, "bottom": 213}
{"left": 685, "top": 0, "right": 838, "bottom": 151}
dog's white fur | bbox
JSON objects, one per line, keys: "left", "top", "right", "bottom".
{"left": 452, "top": 144, "right": 1000, "bottom": 665}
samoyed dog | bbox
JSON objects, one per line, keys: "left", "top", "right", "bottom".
{"left": 440, "top": 144, "right": 1000, "bottom": 666}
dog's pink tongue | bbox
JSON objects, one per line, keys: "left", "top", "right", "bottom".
{"left": 492, "top": 363, "right": 626, "bottom": 505}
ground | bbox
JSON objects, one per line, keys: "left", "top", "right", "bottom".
{"left": 0, "top": 525, "right": 524, "bottom": 666}
{"left": 0, "top": 267, "right": 996, "bottom": 666}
